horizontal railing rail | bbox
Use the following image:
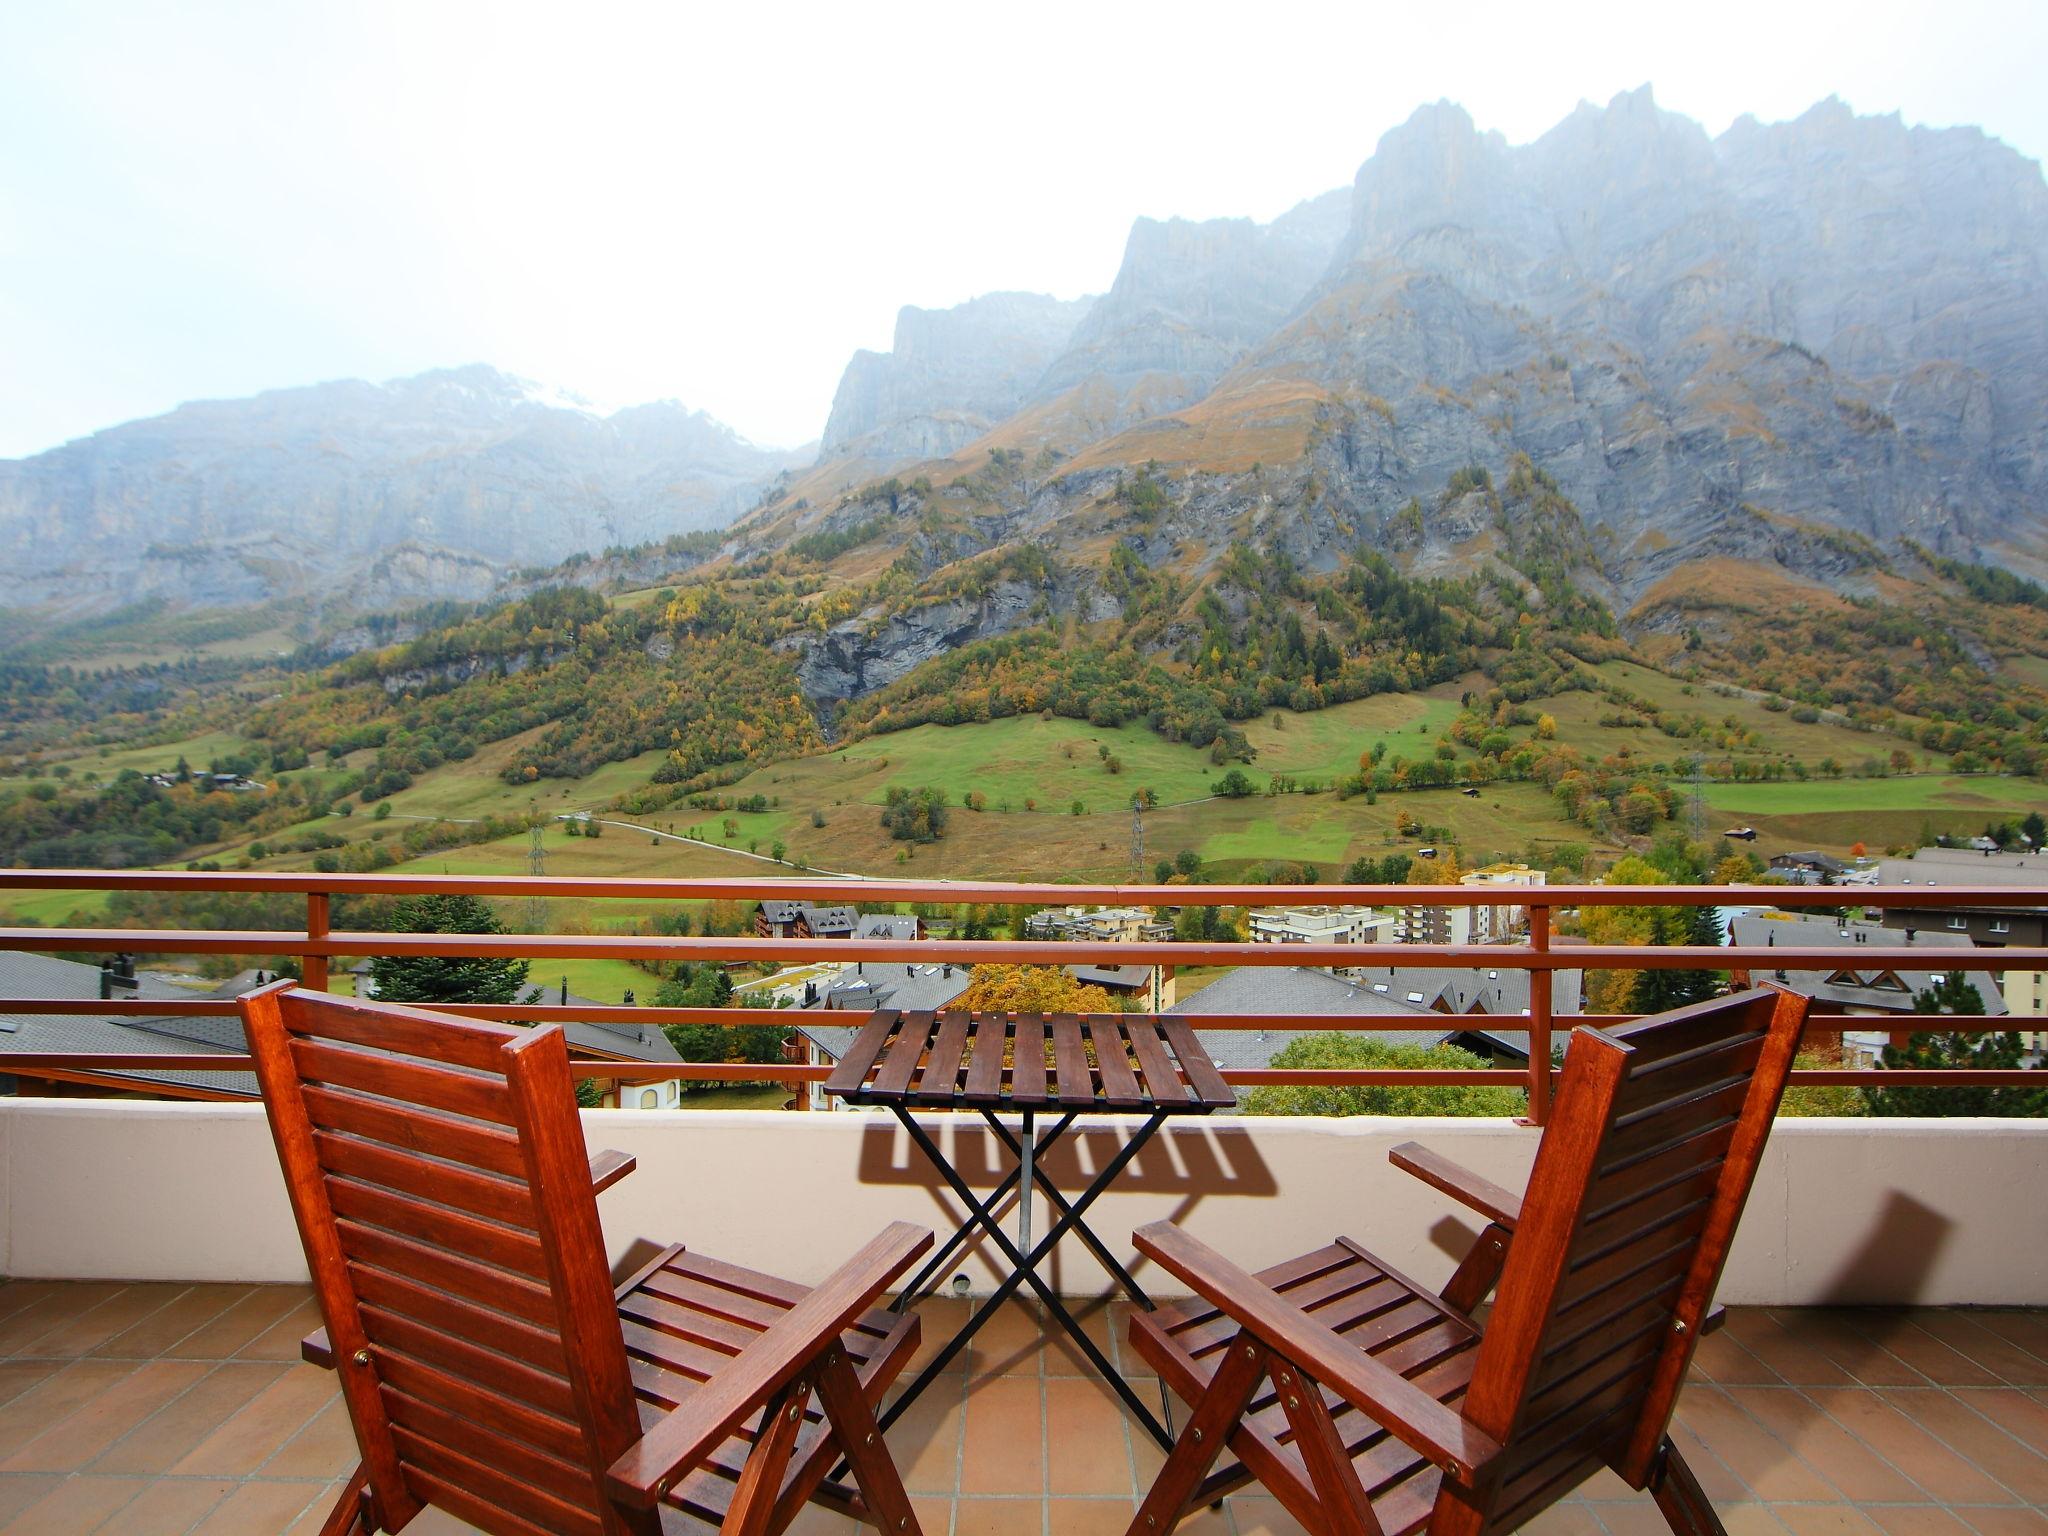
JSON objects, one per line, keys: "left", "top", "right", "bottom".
{"left": 3, "top": 870, "right": 2043, "bottom": 1120}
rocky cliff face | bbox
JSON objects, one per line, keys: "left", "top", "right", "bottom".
{"left": 819, "top": 293, "right": 1094, "bottom": 465}
{"left": 1237, "top": 89, "right": 2048, "bottom": 577}
{"left": 0, "top": 366, "right": 804, "bottom": 614}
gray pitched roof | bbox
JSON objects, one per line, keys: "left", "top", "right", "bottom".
{"left": 1338, "top": 963, "right": 1583, "bottom": 1018}
{"left": 1727, "top": 913, "right": 2007, "bottom": 1015}
{"left": 855, "top": 915, "right": 919, "bottom": 941}
{"left": 803, "top": 906, "right": 859, "bottom": 934}
{"left": 1166, "top": 965, "right": 1455, "bottom": 1072}
{"left": 0, "top": 952, "right": 258, "bottom": 1097}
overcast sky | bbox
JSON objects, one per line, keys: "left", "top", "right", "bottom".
{"left": 2, "top": 0, "right": 2044, "bottom": 458}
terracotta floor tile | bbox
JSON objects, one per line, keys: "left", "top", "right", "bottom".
{"left": 1953, "top": 1513, "right": 2048, "bottom": 1536}
{"left": 0, "top": 1362, "right": 61, "bottom": 1413}
{"left": 1584, "top": 1497, "right": 1677, "bottom": 1536}
{"left": 1692, "top": 1330, "right": 1786, "bottom": 1386}
{"left": 1667, "top": 1412, "right": 1753, "bottom": 1503}
{"left": 1522, "top": 1504, "right": 1607, "bottom": 1536}
{"left": 186, "top": 1478, "right": 331, "bottom": 1534}
{"left": 234, "top": 1295, "right": 327, "bottom": 1363}
{"left": 0, "top": 1359, "right": 144, "bottom": 1450}
{"left": 260, "top": 1396, "right": 358, "bottom": 1481}
{"left": 1670, "top": 1386, "right": 1846, "bottom": 1502}
{"left": 91, "top": 1476, "right": 236, "bottom": 1534}
{"left": 1907, "top": 1314, "right": 2048, "bottom": 1387}
{"left": 167, "top": 1287, "right": 312, "bottom": 1360}
{"left": 1847, "top": 1314, "right": 2005, "bottom": 1388}
{"left": 1772, "top": 1508, "right": 1887, "bottom": 1536}
{"left": 1040, "top": 1497, "right": 1144, "bottom": 1534}
{"left": 1969, "top": 1312, "right": 2048, "bottom": 1367}
{"left": 1951, "top": 1386, "right": 2048, "bottom": 1455}
{"left": 0, "top": 1283, "right": 128, "bottom": 1356}
{"left": 966, "top": 1302, "right": 1050, "bottom": 1383}
{"left": 1720, "top": 1505, "right": 1794, "bottom": 1536}
{"left": 24, "top": 1286, "right": 190, "bottom": 1361}
{"left": 0, "top": 1475, "right": 64, "bottom": 1527}
{"left": 780, "top": 1504, "right": 858, "bottom": 1535}
{"left": 91, "top": 1286, "right": 253, "bottom": 1362}
{"left": 951, "top": 1496, "right": 1042, "bottom": 1535}
{"left": 1165, "top": 1500, "right": 1233, "bottom": 1536}
{"left": 1230, "top": 1493, "right": 1316, "bottom": 1536}
{"left": 0, "top": 1473, "right": 148, "bottom": 1534}
{"left": 0, "top": 1358, "right": 210, "bottom": 1472}
{"left": 1044, "top": 1377, "right": 1136, "bottom": 1497}
{"left": 1860, "top": 1509, "right": 1978, "bottom": 1536}
{"left": 171, "top": 1364, "right": 340, "bottom": 1477}
{"left": 907, "top": 1496, "right": 951, "bottom": 1536}
{"left": 1725, "top": 1310, "right": 1859, "bottom": 1387}
{"left": 890, "top": 1383, "right": 967, "bottom": 1497}
{"left": 1043, "top": 1299, "right": 1119, "bottom": 1378}
{"left": 959, "top": 1376, "right": 1042, "bottom": 1496}
{"left": 1725, "top": 1385, "right": 1930, "bottom": 1504}
{"left": 1772, "top": 1311, "right": 1936, "bottom": 1388}
{"left": 1880, "top": 1386, "right": 2048, "bottom": 1502}
{"left": 0, "top": 1283, "right": 67, "bottom": 1323}
{"left": 907, "top": 1298, "right": 972, "bottom": 1377}
{"left": 1802, "top": 1388, "right": 2016, "bottom": 1506}
{"left": 91, "top": 1363, "right": 289, "bottom": 1475}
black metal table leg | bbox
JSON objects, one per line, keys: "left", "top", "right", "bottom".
{"left": 882, "top": 1109, "right": 1176, "bottom": 1448}
{"left": 889, "top": 1111, "right": 1077, "bottom": 1312}
{"left": 978, "top": 1110, "right": 1153, "bottom": 1308}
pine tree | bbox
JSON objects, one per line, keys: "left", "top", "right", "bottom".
{"left": 366, "top": 893, "right": 534, "bottom": 1006}
{"left": 1863, "top": 971, "right": 2048, "bottom": 1117}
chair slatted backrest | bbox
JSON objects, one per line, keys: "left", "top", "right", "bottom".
{"left": 1454, "top": 987, "right": 1806, "bottom": 1534}
{"left": 242, "top": 984, "right": 655, "bottom": 1536}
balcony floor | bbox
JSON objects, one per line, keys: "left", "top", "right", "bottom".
{"left": 0, "top": 1281, "right": 2043, "bottom": 1535}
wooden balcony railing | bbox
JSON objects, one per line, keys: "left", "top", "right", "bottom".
{"left": 2, "top": 871, "right": 2043, "bottom": 1123}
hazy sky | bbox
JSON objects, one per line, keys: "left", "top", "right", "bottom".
{"left": 3, "top": 0, "right": 2044, "bottom": 458}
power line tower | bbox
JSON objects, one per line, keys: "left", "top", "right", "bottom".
{"left": 1688, "top": 757, "right": 1707, "bottom": 844}
{"left": 526, "top": 820, "right": 547, "bottom": 934}
{"left": 1129, "top": 796, "right": 1146, "bottom": 879}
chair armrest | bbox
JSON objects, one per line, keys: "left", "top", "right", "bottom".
{"left": 589, "top": 1148, "right": 636, "bottom": 1193}
{"left": 1389, "top": 1142, "right": 1523, "bottom": 1229}
{"left": 605, "top": 1221, "right": 934, "bottom": 1508}
{"left": 1134, "top": 1221, "right": 1501, "bottom": 1484}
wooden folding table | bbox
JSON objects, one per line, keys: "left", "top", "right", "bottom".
{"left": 823, "top": 1007, "right": 1235, "bottom": 1448}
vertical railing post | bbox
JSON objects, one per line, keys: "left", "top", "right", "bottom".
{"left": 303, "top": 890, "right": 330, "bottom": 993}
{"left": 1526, "top": 899, "right": 1552, "bottom": 1125}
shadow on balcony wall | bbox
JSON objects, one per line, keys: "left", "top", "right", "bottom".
{"left": 852, "top": 1119, "right": 1280, "bottom": 1296}
{"left": 1813, "top": 1190, "right": 1953, "bottom": 1306}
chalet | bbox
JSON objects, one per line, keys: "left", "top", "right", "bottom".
{"left": 1873, "top": 846, "right": 2048, "bottom": 948}
{"left": 1768, "top": 850, "right": 1848, "bottom": 884}
{"left": 1727, "top": 911, "right": 2007, "bottom": 1017}
{"left": 854, "top": 914, "right": 922, "bottom": 941}
{"left": 1066, "top": 962, "right": 1176, "bottom": 1012}
{"left": 1340, "top": 961, "right": 1584, "bottom": 1026}
{"left": 791, "top": 960, "right": 972, "bottom": 1109}
{"left": 1024, "top": 906, "right": 1174, "bottom": 943}
{"left": 753, "top": 901, "right": 863, "bottom": 941}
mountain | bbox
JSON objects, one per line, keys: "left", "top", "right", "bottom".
{"left": 820, "top": 293, "right": 1094, "bottom": 466}
{"left": 0, "top": 365, "right": 806, "bottom": 615}
{"left": 788, "top": 91, "right": 2048, "bottom": 606}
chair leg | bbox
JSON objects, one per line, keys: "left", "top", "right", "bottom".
{"left": 1648, "top": 1439, "right": 1728, "bottom": 1536}
{"left": 317, "top": 1464, "right": 373, "bottom": 1536}
{"left": 815, "top": 1345, "right": 923, "bottom": 1536}
{"left": 1127, "top": 1330, "right": 1269, "bottom": 1536}
{"left": 723, "top": 1375, "right": 815, "bottom": 1536}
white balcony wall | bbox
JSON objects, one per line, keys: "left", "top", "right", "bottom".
{"left": 1, "top": 1102, "right": 2041, "bottom": 1306}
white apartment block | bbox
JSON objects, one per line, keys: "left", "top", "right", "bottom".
{"left": 1247, "top": 906, "right": 1394, "bottom": 946}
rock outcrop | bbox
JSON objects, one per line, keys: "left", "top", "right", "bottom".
{"left": 819, "top": 293, "right": 1093, "bottom": 465}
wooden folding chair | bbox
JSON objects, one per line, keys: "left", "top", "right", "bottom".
{"left": 1124, "top": 986, "right": 1809, "bottom": 1536}
{"left": 240, "top": 982, "right": 933, "bottom": 1536}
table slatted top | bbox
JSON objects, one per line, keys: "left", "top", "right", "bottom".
{"left": 822, "top": 1009, "right": 1235, "bottom": 1113}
